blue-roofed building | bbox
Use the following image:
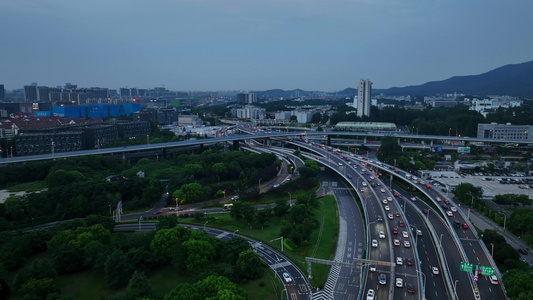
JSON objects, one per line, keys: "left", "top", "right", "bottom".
{"left": 53, "top": 106, "right": 81, "bottom": 118}
{"left": 87, "top": 104, "right": 109, "bottom": 118}
{"left": 33, "top": 111, "right": 51, "bottom": 117}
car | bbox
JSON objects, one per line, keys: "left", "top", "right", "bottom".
{"left": 445, "top": 200, "right": 451, "bottom": 205}
{"left": 518, "top": 248, "right": 528, "bottom": 255}
{"left": 376, "top": 182, "right": 382, "bottom": 186}
{"left": 385, "top": 205, "right": 390, "bottom": 211}
{"left": 393, "top": 192, "right": 399, "bottom": 197}
{"left": 362, "top": 182, "right": 368, "bottom": 187}
{"left": 378, "top": 188, "right": 385, "bottom": 193}
{"left": 377, "top": 216, "right": 383, "bottom": 222}
{"left": 446, "top": 211, "right": 453, "bottom": 217}
{"left": 273, "top": 184, "right": 280, "bottom": 188}
{"left": 423, "top": 209, "right": 429, "bottom": 214}
{"left": 462, "top": 223, "right": 469, "bottom": 229}
{"left": 396, "top": 277, "right": 404, "bottom": 288}
{"left": 388, "top": 214, "right": 394, "bottom": 220}
{"left": 387, "top": 196, "right": 393, "bottom": 202}
{"left": 369, "top": 264, "right": 376, "bottom": 272}
{"left": 426, "top": 184, "right": 431, "bottom": 188}
{"left": 436, "top": 196, "right": 442, "bottom": 202}
{"left": 404, "top": 241, "right": 411, "bottom": 248}
{"left": 282, "top": 272, "right": 292, "bottom": 283}
{"left": 406, "top": 259, "right": 414, "bottom": 266}
{"left": 395, "top": 212, "right": 401, "bottom": 217}
{"left": 370, "top": 176, "right": 375, "bottom": 180}
{"left": 398, "top": 221, "right": 405, "bottom": 227}
{"left": 407, "top": 285, "right": 416, "bottom": 294}
{"left": 379, "top": 274, "right": 387, "bottom": 285}
{"left": 416, "top": 230, "right": 422, "bottom": 236}
{"left": 411, "top": 197, "right": 417, "bottom": 201}
{"left": 394, "top": 239, "right": 400, "bottom": 246}
{"left": 450, "top": 206, "right": 457, "bottom": 212}
{"left": 396, "top": 257, "right": 403, "bottom": 265}
{"left": 490, "top": 275, "right": 499, "bottom": 285}
{"left": 372, "top": 239, "right": 378, "bottom": 248}
{"left": 379, "top": 231, "right": 385, "bottom": 239}
{"left": 402, "top": 231, "right": 409, "bottom": 238}
{"left": 367, "top": 289, "right": 375, "bottom": 300}
{"left": 153, "top": 210, "right": 164, "bottom": 215}
{"left": 432, "top": 267, "right": 439, "bottom": 275}
{"left": 392, "top": 228, "right": 399, "bottom": 234}
{"left": 382, "top": 199, "right": 388, "bottom": 204}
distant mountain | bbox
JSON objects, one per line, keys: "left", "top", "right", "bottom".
{"left": 380, "top": 61, "right": 533, "bottom": 98}
{"left": 252, "top": 89, "right": 313, "bottom": 98}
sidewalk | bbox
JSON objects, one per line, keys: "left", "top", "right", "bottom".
{"left": 468, "top": 209, "right": 533, "bottom": 265}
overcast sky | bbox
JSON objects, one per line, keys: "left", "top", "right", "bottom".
{"left": 1, "top": 0, "right": 532, "bottom": 92}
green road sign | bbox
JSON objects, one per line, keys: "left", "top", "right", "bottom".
{"left": 460, "top": 262, "right": 473, "bottom": 272}
{"left": 481, "top": 266, "right": 495, "bottom": 276}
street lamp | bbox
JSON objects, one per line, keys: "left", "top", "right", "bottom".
{"left": 203, "top": 221, "right": 209, "bottom": 231}
{"left": 490, "top": 243, "right": 495, "bottom": 257}
{"left": 411, "top": 225, "right": 419, "bottom": 245}
{"left": 258, "top": 178, "right": 262, "bottom": 190}
{"left": 439, "top": 234, "right": 444, "bottom": 247}
{"left": 454, "top": 280, "right": 459, "bottom": 300}
{"left": 497, "top": 211, "right": 507, "bottom": 231}
{"left": 288, "top": 192, "right": 292, "bottom": 206}
{"left": 233, "top": 229, "right": 239, "bottom": 237}
{"left": 139, "top": 216, "right": 143, "bottom": 231}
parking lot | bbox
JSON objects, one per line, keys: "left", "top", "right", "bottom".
{"left": 421, "top": 171, "right": 533, "bottom": 199}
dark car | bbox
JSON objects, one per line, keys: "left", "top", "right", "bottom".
{"left": 405, "top": 259, "right": 414, "bottom": 266}
{"left": 398, "top": 221, "right": 405, "bottom": 227}
{"left": 377, "top": 216, "right": 383, "bottom": 222}
{"left": 392, "top": 228, "right": 399, "bottom": 234}
{"left": 423, "top": 209, "right": 429, "bottom": 214}
{"left": 153, "top": 210, "right": 164, "bottom": 215}
{"left": 462, "top": 223, "right": 469, "bottom": 229}
{"left": 519, "top": 248, "right": 528, "bottom": 255}
{"left": 407, "top": 285, "right": 416, "bottom": 294}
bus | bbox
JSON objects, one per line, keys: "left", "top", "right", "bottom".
{"left": 223, "top": 203, "right": 234, "bottom": 210}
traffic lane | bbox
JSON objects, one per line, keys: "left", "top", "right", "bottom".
{"left": 405, "top": 203, "right": 449, "bottom": 300}
{"left": 395, "top": 189, "right": 477, "bottom": 300}
{"left": 460, "top": 240, "right": 506, "bottom": 300}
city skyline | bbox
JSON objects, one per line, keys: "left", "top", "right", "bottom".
{"left": 1, "top": 0, "right": 532, "bottom": 92}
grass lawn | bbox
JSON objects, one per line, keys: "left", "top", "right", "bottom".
{"left": 56, "top": 269, "right": 125, "bottom": 300}
{"left": 240, "top": 269, "right": 284, "bottom": 300}
{"left": 180, "top": 194, "right": 340, "bottom": 289}
{"left": 6, "top": 180, "right": 47, "bottom": 192}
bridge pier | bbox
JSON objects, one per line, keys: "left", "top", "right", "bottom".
{"left": 327, "top": 135, "right": 331, "bottom": 146}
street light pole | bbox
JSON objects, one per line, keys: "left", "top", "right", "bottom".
{"left": 233, "top": 229, "right": 239, "bottom": 237}
{"left": 411, "top": 225, "right": 419, "bottom": 245}
{"left": 490, "top": 243, "right": 494, "bottom": 257}
{"left": 439, "top": 234, "right": 444, "bottom": 247}
{"left": 454, "top": 280, "right": 459, "bottom": 300}
{"left": 203, "top": 221, "right": 209, "bottom": 231}
{"left": 288, "top": 192, "right": 292, "bottom": 206}
{"left": 497, "top": 211, "right": 507, "bottom": 231}
{"left": 139, "top": 216, "right": 143, "bottom": 231}
{"left": 416, "top": 270, "right": 426, "bottom": 296}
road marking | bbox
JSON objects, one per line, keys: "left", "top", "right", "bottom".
{"left": 290, "top": 293, "right": 297, "bottom": 300}
{"left": 299, "top": 284, "right": 308, "bottom": 293}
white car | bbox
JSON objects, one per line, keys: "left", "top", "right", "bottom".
{"left": 385, "top": 205, "right": 390, "bottom": 211}
{"left": 282, "top": 272, "right": 292, "bottom": 283}
{"left": 396, "top": 277, "right": 404, "bottom": 288}
{"left": 388, "top": 214, "right": 394, "bottom": 220}
{"left": 379, "top": 231, "right": 385, "bottom": 239}
{"left": 372, "top": 239, "right": 378, "bottom": 248}
{"left": 402, "top": 231, "right": 409, "bottom": 238}
{"left": 450, "top": 206, "right": 457, "bottom": 212}
{"left": 404, "top": 241, "right": 411, "bottom": 248}
{"left": 432, "top": 267, "right": 439, "bottom": 275}
{"left": 380, "top": 189, "right": 386, "bottom": 193}
{"left": 273, "top": 184, "right": 280, "bottom": 188}
{"left": 416, "top": 230, "right": 422, "bottom": 236}
{"left": 369, "top": 264, "right": 376, "bottom": 272}
{"left": 394, "top": 239, "right": 400, "bottom": 246}
{"left": 367, "top": 289, "right": 375, "bottom": 300}
{"left": 387, "top": 196, "right": 393, "bottom": 202}
{"left": 446, "top": 211, "right": 453, "bottom": 217}
{"left": 382, "top": 199, "right": 388, "bottom": 204}
{"left": 490, "top": 275, "right": 499, "bottom": 285}
{"left": 436, "top": 197, "right": 442, "bottom": 202}
{"left": 396, "top": 257, "right": 403, "bottom": 265}
{"left": 411, "top": 197, "right": 417, "bottom": 201}
{"left": 362, "top": 182, "right": 368, "bottom": 187}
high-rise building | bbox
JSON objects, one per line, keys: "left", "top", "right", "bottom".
{"left": 24, "top": 85, "right": 38, "bottom": 101}
{"left": 237, "top": 93, "right": 257, "bottom": 104}
{"left": 357, "top": 79, "right": 372, "bottom": 118}
{"left": 37, "top": 86, "right": 50, "bottom": 101}
{"left": 0, "top": 84, "right": 5, "bottom": 100}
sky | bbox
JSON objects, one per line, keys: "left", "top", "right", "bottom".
{"left": 1, "top": 0, "right": 532, "bottom": 92}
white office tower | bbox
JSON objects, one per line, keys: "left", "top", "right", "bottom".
{"left": 357, "top": 79, "right": 372, "bottom": 117}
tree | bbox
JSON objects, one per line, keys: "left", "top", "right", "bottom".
{"left": 151, "top": 226, "right": 191, "bottom": 260}
{"left": 221, "top": 237, "right": 251, "bottom": 265}
{"left": 105, "top": 249, "right": 134, "bottom": 288}
{"left": 124, "top": 271, "right": 153, "bottom": 300}
{"left": 273, "top": 199, "right": 290, "bottom": 217}
{"left": 235, "top": 249, "right": 266, "bottom": 279}
{"left": 503, "top": 269, "right": 533, "bottom": 299}
{"left": 156, "top": 214, "right": 179, "bottom": 230}
{"left": 311, "top": 112, "right": 322, "bottom": 124}
{"left": 18, "top": 278, "right": 59, "bottom": 300}
{"left": 254, "top": 208, "right": 272, "bottom": 229}
{"left": 183, "top": 239, "right": 216, "bottom": 273}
